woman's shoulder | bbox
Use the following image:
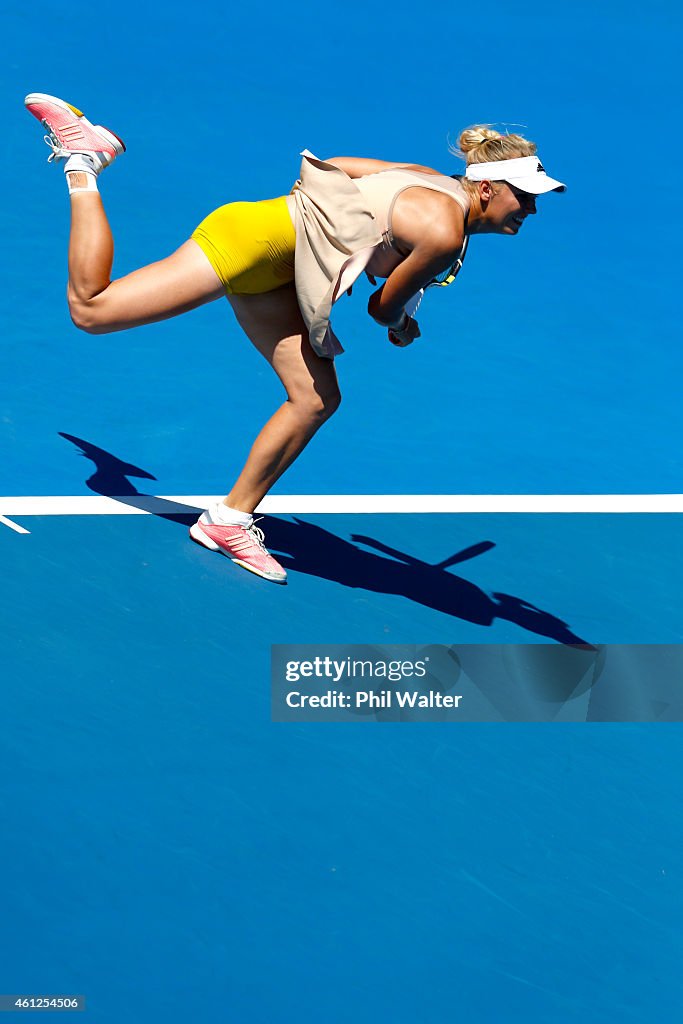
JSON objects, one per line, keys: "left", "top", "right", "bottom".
{"left": 395, "top": 175, "right": 468, "bottom": 216}
{"left": 408, "top": 174, "right": 470, "bottom": 219}
{"left": 392, "top": 184, "right": 467, "bottom": 253}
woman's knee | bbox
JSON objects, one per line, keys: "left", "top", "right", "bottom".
{"left": 290, "top": 386, "right": 342, "bottom": 425}
{"left": 321, "top": 387, "right": 342, "bottom": 419}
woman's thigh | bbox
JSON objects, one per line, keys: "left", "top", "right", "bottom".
{"left": 80, "top": 239, "right": 226, "bottom": 333}
{"left": 227, "top": 283, "right": 341, "bottom": 404}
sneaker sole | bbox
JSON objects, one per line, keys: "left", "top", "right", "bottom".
{"left": 189, "top": 522, "right": 287, "bottom": 584}
{"left": 24, "top": 93, "right": 126, "bottom": 155}
{"left": 24, "top": 93, "right": 85, "bottom": 117}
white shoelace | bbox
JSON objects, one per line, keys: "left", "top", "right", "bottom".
{"left": 247, "top": 518, "right": 268, "bottom": 553}
{"left": 43, "top": 132, "right": 68, "bottom": 162}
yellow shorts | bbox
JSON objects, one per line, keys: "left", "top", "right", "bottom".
{"left": 191, "top": 196, "right": 296, "bottom": 295}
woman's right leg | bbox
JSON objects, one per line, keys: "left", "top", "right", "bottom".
{"left": 24, "top": 92, "right": 226, "bottom": 332}
{"left": 67, "top": 192, "right": 226, "bottom": 334}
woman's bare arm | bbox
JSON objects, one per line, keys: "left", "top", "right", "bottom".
{"left": 368, "top": 195, "right": 465, "bottom": 326}
{"left": 326, "top": 157, "right": 441, "bottom": 178}
{"left": 367, "top": 236, "right": 456, "bottom": 326}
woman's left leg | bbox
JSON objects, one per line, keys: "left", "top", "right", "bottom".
{"left": 223, "top": 283, "right": 342, "bottom": 513}
{"left": 189, "top": 283, "right": 341, "bottom": 583}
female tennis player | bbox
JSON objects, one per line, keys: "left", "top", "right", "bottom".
{"left": 25, "top": 93, "right": 565, "bottom": 584}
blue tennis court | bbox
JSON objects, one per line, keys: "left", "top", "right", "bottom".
{"left": 2, "top": 0, "right": 683, "bottom": 1019}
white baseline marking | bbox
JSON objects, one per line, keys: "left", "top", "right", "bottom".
{"left": 1, "top": 494, "right": 683, "bottom": 519}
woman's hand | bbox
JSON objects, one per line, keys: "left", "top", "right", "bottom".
{"left": 388, "top": 316, "right": 421, "bottom": 347}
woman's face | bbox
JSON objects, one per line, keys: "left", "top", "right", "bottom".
{"left": 487, "top": 182, "right": 538, "bottom": 234}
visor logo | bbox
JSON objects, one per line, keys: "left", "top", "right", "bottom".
{"left": 537, "top": 161, "right": 546, "bottom": 173}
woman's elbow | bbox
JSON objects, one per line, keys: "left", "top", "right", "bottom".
{"left": 68, "top": 297, "right": 110, "bottom": 334}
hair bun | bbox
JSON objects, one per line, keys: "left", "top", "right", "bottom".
{"left": 458, "top": 126, "right": 502, "bottom": 155}
{"left": 449, "top": 124, "right": 537, "bottom": 165}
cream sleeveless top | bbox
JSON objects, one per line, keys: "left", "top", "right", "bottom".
{"left": 289, "top": 151, "right": 469, "bottom": 359}
{"left": 354, "top": 169, "right": 469, "bottom": 279}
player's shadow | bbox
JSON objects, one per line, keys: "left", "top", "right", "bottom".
{"left": 59, "top": 432, "right": 203, "bottom": 522}
{"left": 264, "top": 518, "right": 587, "bottom": 644}
{"left": 59, "top": 433, "right": 588, "bottom": 644}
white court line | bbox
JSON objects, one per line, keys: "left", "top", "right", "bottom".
{"left": 2, "top": 494, "right": 683, "bottom": 520}
{"left": 0, "top": 514, "right": 31, "bottom": 534}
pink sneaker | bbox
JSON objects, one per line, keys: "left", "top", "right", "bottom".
{"left": 190, "top": 512, "right": 287, "bottom": 584}
{"left": 25, "top": 92, "right": 125, "bottom": 171}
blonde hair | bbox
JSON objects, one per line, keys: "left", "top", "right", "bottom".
{"left": 451, "top": 125, "right": 537, "bottom": 196}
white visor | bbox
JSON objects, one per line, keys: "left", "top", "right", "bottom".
{"left": 465, "top": 155, "right": 566, "bottom": 194}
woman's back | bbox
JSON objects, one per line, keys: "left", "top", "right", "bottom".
{"left": 355, "top": 168, "right": 469, "bottom": 233}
